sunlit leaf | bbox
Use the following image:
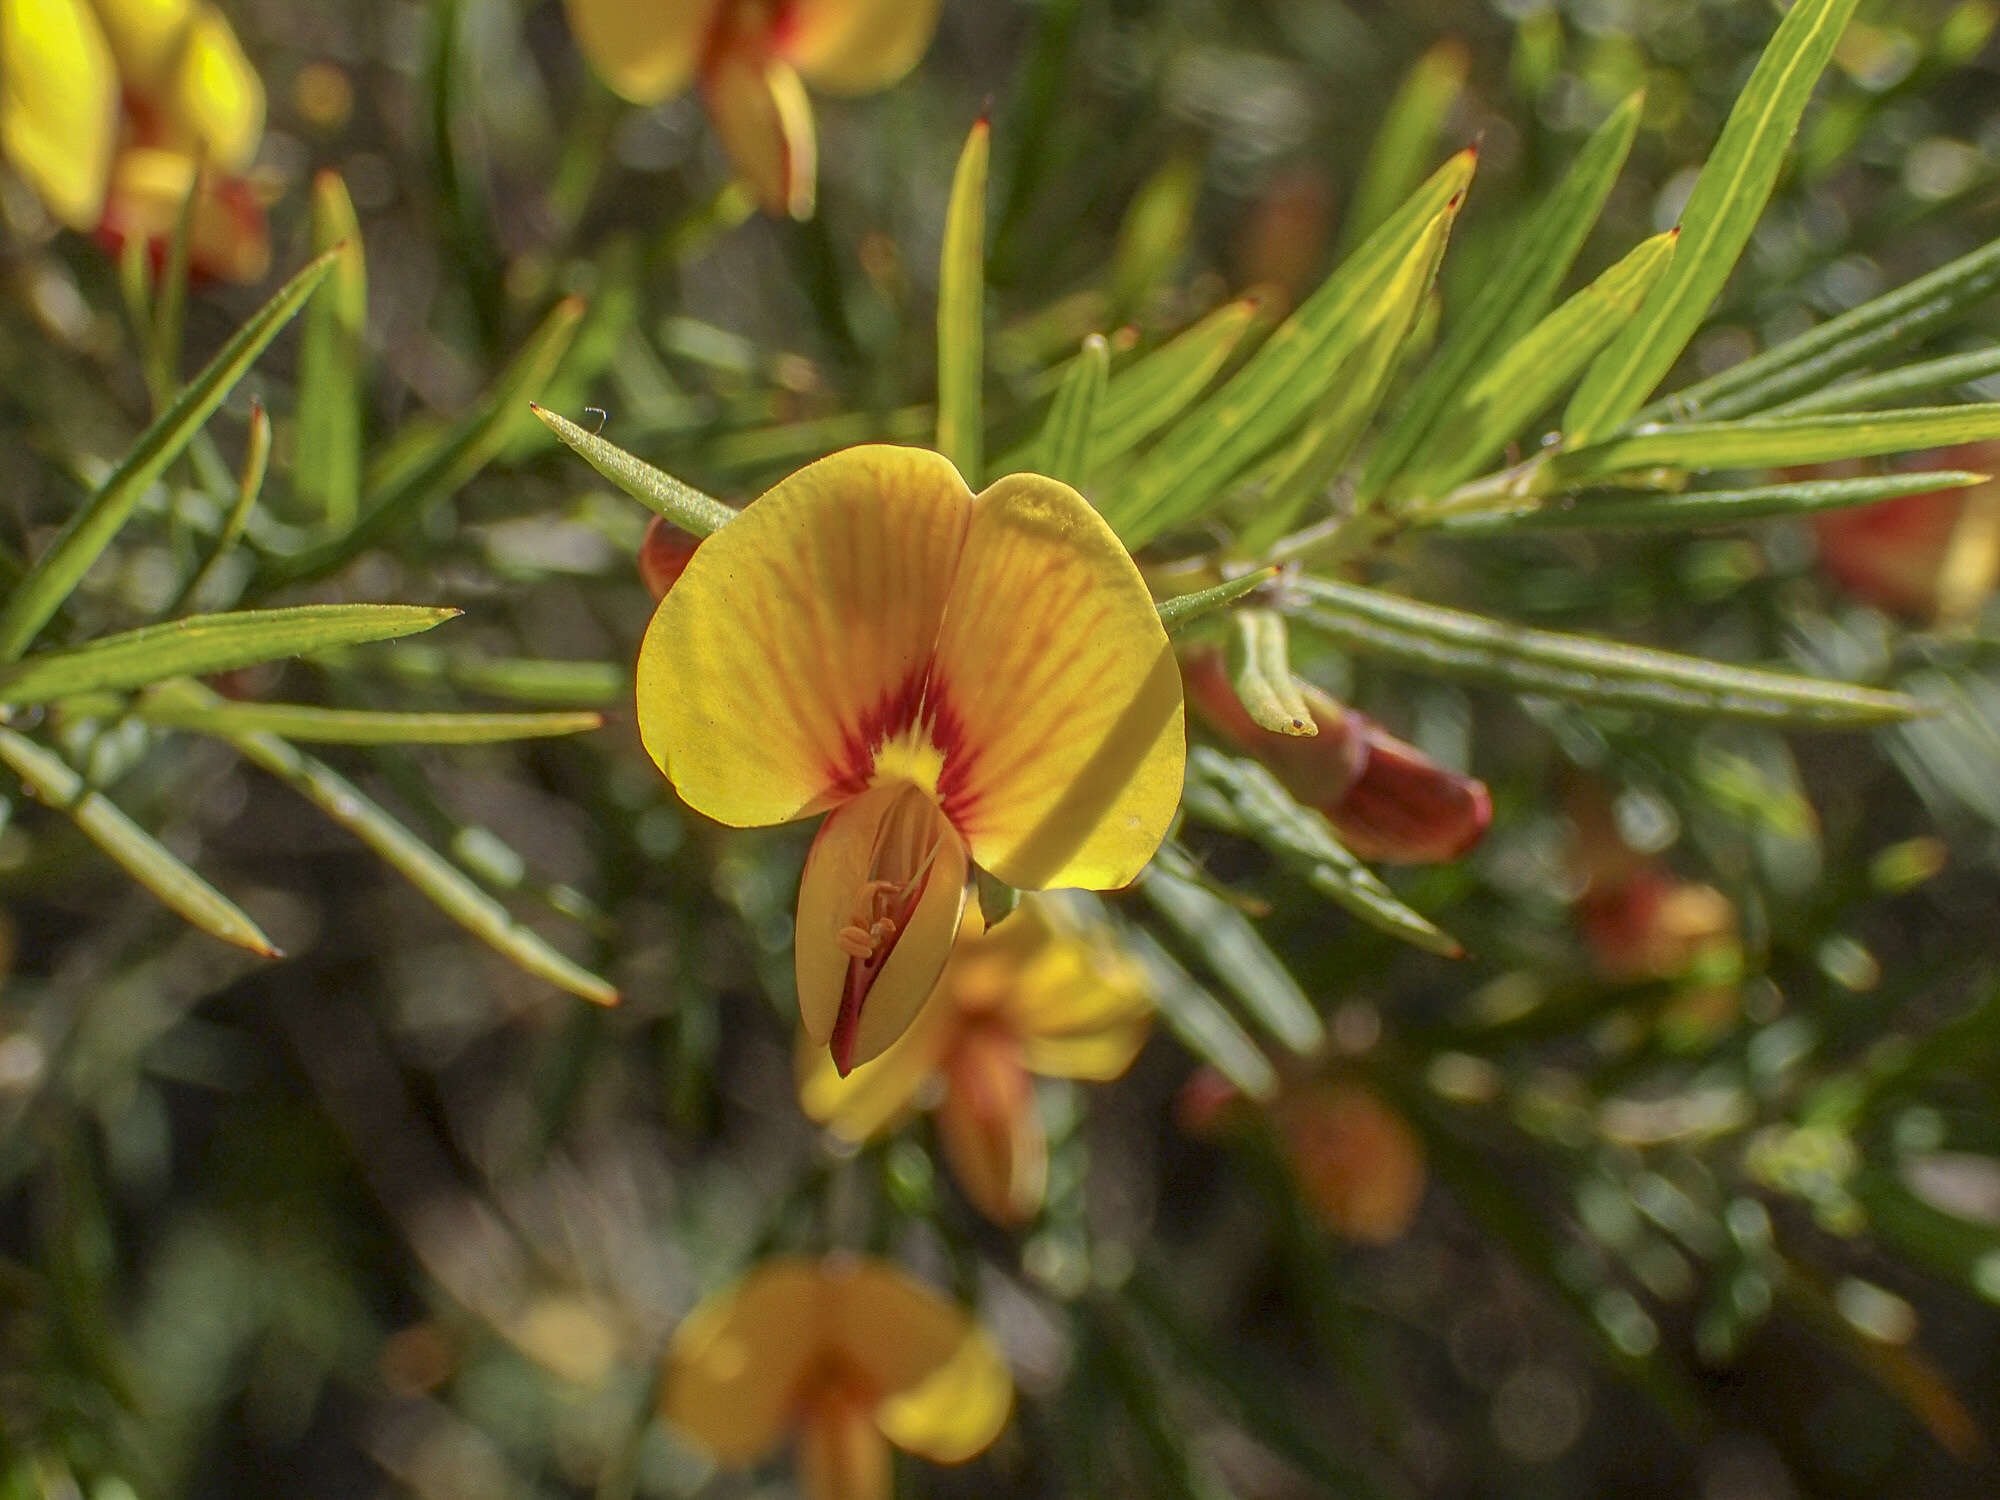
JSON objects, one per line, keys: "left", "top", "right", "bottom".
{"left": 295, "top": 170, "right": 367, "bottom": 533}
{"left": 1034, "top": 333, "right": 1108, "bottom": 489}
{"left": 533, "top": 405, "right": 738, "bottom": 536}
{"left": 1551, "top": 404, "right": 2000, "bottom": 486}
{"left": 1564, "top": 0, "right": 1862, "bottom": 442}
{"left": 938, "top": 118, "right": 990, "bottom": 482}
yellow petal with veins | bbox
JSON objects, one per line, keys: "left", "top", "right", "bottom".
{"left": 703, "top": 46, "right": 816, "bottom": 218}
{"left": 0, "top": 0, "right": 117, "bottom": 228}
{"left": 828, "top": 1260, "right": 1012, "bottom": 1463}
{"left": 783, "top": 0, "right": 944, "bottom": 95}
{"left": 661, "top": 1257, "right": 825, "bottom": 1466}
{"left": 934, "top": 474, "right": 1184, "bottom": 891}
{"left": 794, "top": 780, "right": 967, "bottom": 1071}
{"left": 560, "top": 0, "right": 719, "bottom": 104}
{"left": 637, "top": 445, "right": 972, "bottom": 828}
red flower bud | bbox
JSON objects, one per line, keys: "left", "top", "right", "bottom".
{"left": 638, "top": 514, "right": 702, "bottom": 600}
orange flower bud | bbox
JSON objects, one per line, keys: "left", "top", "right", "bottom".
{"left": 1183, "top": 648, "right": 1491, "bottom": 863}
{"left": 1274, "top": 1081, "right": 1426, "bottom": 1244}
{"left": 1807, "top": 446, "right": 2000, "bottom": 622}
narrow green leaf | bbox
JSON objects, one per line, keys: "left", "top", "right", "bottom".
{"left": 1110, "top": 152, "right": 1202, "bottom": 316}
{"left": 1437, "top": 471, "right": 1987, "bottom": 533}
{"left": 146, "top": 161, "right": 201, "bottom": 407}
{"left": 353, "top": 647, "right": 627, "bottom": 707}
{"left": 1144, "top": 855, "right": 1326, "bottom": 1056}
{"left": 0, "top": 249, "right": 338, "bottom": 661}
{"left": 0, "top": 605, "right": 458, "bottom": 705}
{"left": 1336, "top": 38, "right": 1469, "bottom": 257}
{"left": 1551, "top": 404, "right": 2000, "bottom": 486}
{"left": 532, "top": 405, "right": 737, "bottom": 536}
{"left": 1407, "top": 229, "right": 1680, "bottom": 497}
{"left": 1368, "top": 91, "right": 1643, "bottom": 499}
{"left": 1762, "top": 344, "right": 2000, "bottom": 417}
{"left": 938, "top": 118, "right": 990, "bottom": 482}
{"left": 171, "top": 398, "right": 271, "bottom": 614}
{"left": 262, "top": 296, "right": 585, "bottom": 586}
{"left": 1035, "top": 334, "right": 1108, "bottom": 488}
{"left": 0, "top": 727, "right": 277, "bottom": 956}
{"left": 1185, "top": 748, "right": 1463, "bottom": 957}
{"left": 1645, "top": 232, "right": 2000, "bottom": 423}
{"left": 124, "top": 696, "right": 603, "bottom": 745}
{"left": 1155, "top": 568, "right": 1278, "bottom": 632}
{"left": 295, "top": 171, "right": 367, "bottom": 532}
{"left": 1120, "top": 923, "right": 1278, "bottom": 1100}
{"left": 152, "top": 679, "right": 617, "bottom": 1003}
{"left": 1226, "top": 608, "right": 1314, "bottom": 736}
{"left": 1564, "top": 0, "right": 1862, "bottom": 442}
{"left": 1292, "top": 576, "right": 1923, "bottom": 726}
{"left": 1105, "top": 148, "right": 1477, "bottom": 546}
{"left": 1094, "top": 297, "right": 1265, "bottom": 466}
{"left": 1243, "top": 198, "right": 1455, "bottom": 546}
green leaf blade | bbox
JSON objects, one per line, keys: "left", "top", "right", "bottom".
{"left": 1035, "top": 334, "right": 1109, "bottom": 489}
{"left": 1563, "top": 0, "right": 1862, "bottom": 442}
{"left": 0, "top": 728, "right": 277, "bottom": 956}
{"left": 1292, "top": 576, "right": 1924, "bottom": 727}
{"left": 295, "top": 171, "right": 368, "bottom": 532}
{"left": 533, "top": 406, "right": 737, "bottom": 536}
{"left": 938, "top": 119, "right": 991, "bottom": 482}
{"left": 130, "top": 699, "right": 604, "bottom": 745}
{"left": 1143, "top": 855, "right": 1326, "bottom": 1056}
{"left": 1438, "top": 470, "right": 1988, "bottom": 533}
{"left": 1552, "top": 404, "right": 2000, "bottom": 485}
{"left": 0, "top": 605, "right": 459, "bottom": 706}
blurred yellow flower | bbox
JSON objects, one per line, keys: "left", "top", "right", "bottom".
{"left": 560, "top": 0, "right": 942, "bottom": 218}
{"left": 636, "top": 445, "right": 1184, "bottom": 1076}
{"left": 799, "top": 897, "right": 1153, "bottom": 1226}
{"left": 662, "top": 1254, "right": 1012, "bottom": 1500}
{"left": 0, "top": 0, "right": 268, "bottom": 280}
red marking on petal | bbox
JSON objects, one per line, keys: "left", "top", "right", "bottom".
{"left": 825, "top": 666, "right": 931, "bottom": 800}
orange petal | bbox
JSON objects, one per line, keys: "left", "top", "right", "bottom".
{"left": 703, "top": 46, "right": 816, "bottom": 218}
{"left": 794, "top": 781, "right": 968, "bottom": 1073}
{"left": 931, "top": 473, "right": 1184, "bottom": 891}
{"left": 0, "top": 0, "right": 118, "bottom": 228}
{"left": 661, "top": 1257, "right": 826, "bottom": 1466}
{"left": 938, "top": 1024, "right": 1045, "bottom": 1226}
{"left": 826, "top": 1259, "right": 1012, "bottom": 1463}
{"left": 560, "top": 0, "right": 719, "bottom": 104}
{"left": 781, "top": 0, "right": 943, "bottom": 95}
{"left": 635, "top": 446, "right": 973, "bottom": 830}
{"left": 798, "top": 1383, "right": 892, "bottom": 1500}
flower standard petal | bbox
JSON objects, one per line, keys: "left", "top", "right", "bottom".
{"left": 560, "top": 0, "right": 720, "bottom": 105}
{"left": 155, "top": 3, "right": 263, "bottom": 172}
{"left": 636, "top": 446, "right": 973, "bottom": 830}
{"left": 930, "top": 473, "right": 1184, "bottom": 892}
{"left": 828, "top": 1261, "right": 1013, "bottom": 1464}
{"left": 702, "top": 45, "right": 817, "bottom": 220}
{"left": 780, "top": 0, "right": 944, "bottom": 95}
{"left": 0, "top": 0, "right": 118, "bottom": 229}
{"left": 661, "top": 1257, "right": 827, "bottom": 1467}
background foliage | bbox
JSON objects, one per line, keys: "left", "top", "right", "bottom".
{"left": 5, "top": 0, "right": 2000, "bottom": 1496}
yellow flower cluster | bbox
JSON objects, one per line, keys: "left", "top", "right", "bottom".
{"left": 0, "top": 0, "right": 268, "bottom": 281}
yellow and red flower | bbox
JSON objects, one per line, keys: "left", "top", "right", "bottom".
{"left": 636, "top": 445, "right": 1184, "bottom": 1076}
{"left": 561, "top": 0, "right": 942, "bottom": 219}
{"left": 0, "top": 0, "right": 268, "bottom": 281}
{"left": 663, "top": 1254, "right": 1012, "bottom": 1500}
{"left": 1183, "top": 648, "right": 1490, "bottom": 864}
{"left": 799, "top": 897, "right": 1152, "bottom": 1226}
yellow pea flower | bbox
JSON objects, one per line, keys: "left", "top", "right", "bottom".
{"left": 636, "top": 445, "right": 1184, "bottom": 1076}
{"left": 662, "top": 1254, "right": 1012, "bottom": 1500}
{"left": 560, "top": 0, "right": 943, "bottom": 218}
{"left": 0, "top": 0, "right": 267, "bottom": 281}
{"left": 799, "top": 898, "right": 1153, "bottom": 1226}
